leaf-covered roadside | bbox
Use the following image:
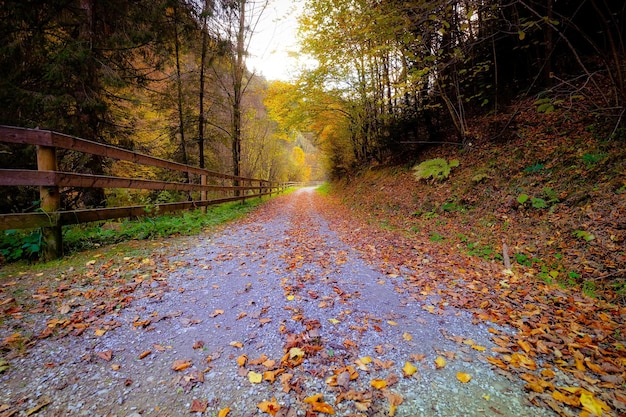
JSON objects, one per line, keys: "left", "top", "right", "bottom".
{"left": 0, "top": 240, "right": 185, "bottom": 359}
{"left": 317, "top": 94, "right": 626, "bottom": 416}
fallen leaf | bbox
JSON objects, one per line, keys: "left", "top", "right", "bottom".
{"left": 471, "top": 344, "right": 487, "bottom": 352}
{"left": 229, "top": 341, "right": 243, "bottom": 348}
{"left": 258, "top": 397, "right": 281, "bottom": 415}
{"left": 111, "top": 364, "right": 121, "bottom": 371}
{"left": 311, "top": 401, "right": 335, "bottom": 414}
{"left": 371, "top": 379, "right": 387, "bottom": 389}
{"left": 237, "top": 354, "right": 247, "bottom": 367}
{"left": 190, "top": 399, "right": 207, "bottom": 413}
{"left": 402, "top": 332, "right": 412, "bottom": 341}
{"left": 97, "top": 350, "right": 113, "bottom": 362}
{"left": 171, "top": 359, "right": 192, "bottom": 371}
{"left": 209, "top": 309, "right": 224, "bottom": 317}
{"left": 138, "top": 350, "right": 151, "bottom": 359}
{"left": 387, "top": 320, "right": 398, "bottom": 326}
{"left": 456, "top": 372, "right": 472, "bottom": 383}
{"left": 435, "top": 356, "right": 446, "bottom": 369}
{"left": 25, "top": 395, "right": 51, "bottom": 416}
{"left": 328, "top": 318, "right": 340, "bottom": 325}
{"left": 289, "top": 347, "right": 304, "bottom": 360}
{"left": 580, "top": 391, "right": 610, "bottom": 416}
{"left": 402, "top": 361, "right": 417, "bottom": 377}
{"left": 304, "top": 393, "right": 324, "bottom": 404}
{"left": 218, "top": 408, "right": 231, "bottom": 417}
{"left": 248, "top": 371, "right": 263, "bottom": 384}
{"left": 94, "top": 329, "right": 106, "bottom": 337}
{"left": 192, "top": 340, "right": 205, "bottom": 349}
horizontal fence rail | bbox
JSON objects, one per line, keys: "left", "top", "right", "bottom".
{"left": 0, "top": 125, "right": 294, "bottom": 259}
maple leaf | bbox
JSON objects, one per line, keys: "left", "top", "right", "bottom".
{"left": 402, "top": 361, "right": 417, "bottom": 377}
{"left": 258, "top": 397, "right": 281, "bottom": 416}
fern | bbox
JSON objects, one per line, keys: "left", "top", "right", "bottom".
{"left": 412, "top": 158, "right": 459, "bottom": 181}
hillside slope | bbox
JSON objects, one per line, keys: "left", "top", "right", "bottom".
{"left": 329, "top": 98, "right": 625, "bottom": 304}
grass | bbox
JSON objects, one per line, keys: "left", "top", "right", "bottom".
{"left": 1, "top": 197, "right": 269, "bottom": 269}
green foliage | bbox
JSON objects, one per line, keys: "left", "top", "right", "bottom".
{"left": 514, "top": 253, "right": 533, "bottom": 267}
{"left": 573, "top": 230, "right": 595, "bottom": 242}
{"left": 517, "top": 193, "right": 529, "bottom": 204}
{"left": 581, "top": 153, "right": 607, "bottom": 166}
{"left": 530, "top": 197, "right": 548, "bottom": 209}
{"left": 0, "top": 230, "right": 43, "bottom": 262}
{"left": 524, "top": 163, "right": 545, "bottom": 173}
{"left": 429, "top": 232, "right": 445, "bottom": 242}
{"left": 412, "top": 158, "right": 459, "bottom": 182}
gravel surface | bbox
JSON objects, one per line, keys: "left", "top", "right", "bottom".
{"left": 0, "top": 188, "right": 555, "bottom": 416}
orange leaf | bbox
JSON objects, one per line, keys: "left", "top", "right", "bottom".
{"left": 209, "top": 309, "right": 224, "bottom": 317}
{"left": 311, "top": 401, "right": 335, "bottom": 415}
{"left": 304, "top": 393, "right": 324, "bottom": 404}
{"left": 258, "top": 398, "right": 281, "bottom": 416}
{"left": 138, "top": 350, "right": 151, "bottom": 359}
{"left": 218, "top": 408, "right": 231, "bottom": 417}
{"left": 371, "top": 379, "right": 387, "bottom": 389}
{"left": 552, "top": 390, "right": 579, "bottom": 407}
{"left": 172, "top": 359, "right": 192, "bottom": 371}
{"left": 517, "top": 339, "right": 532, "bottom": 353}
{"left": 237, "top": 354, "right": 247, "bottom": 367}
{"left": 97, "top": 350, "right": 113, "bottom": 362}
{"left": 230, "top": 341, "right": 243, "bottom": 348}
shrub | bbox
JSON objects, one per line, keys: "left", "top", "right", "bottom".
{"left": 412, "top": 158, "right": 459, "bottom": 182}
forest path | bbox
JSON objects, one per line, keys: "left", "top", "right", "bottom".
{"left": 1, "top": 188, "right": 555, "bottom": 416}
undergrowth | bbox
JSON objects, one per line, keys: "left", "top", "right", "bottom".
{"left": 0, "top": 198, "right": 265, "bottom": 264}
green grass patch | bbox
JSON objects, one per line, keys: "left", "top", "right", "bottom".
{"left": 1, "top": 198, "right": 268, "bottom": 264}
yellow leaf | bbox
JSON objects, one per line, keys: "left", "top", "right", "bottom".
{"left": 218, "top": 408, "right": 231, "bottom": 417}
{"left": 371, "top": 379, "right": 387, "bottom": 389}
{"left": 402, "top": 332, "right": 413, "bottom": 341}
{"left": 286, "top": 295, "right": 295, "bottom": 301}
{"left": 456, "top": 372, "right": 472, "bottom": 383}
{"left": 230, "top": 341, "right": 243, "bottom": 348}
{"left": 248, "top": 371, "right": 263, "bottom": 384}
{"left": 236, "top": 354, "right": 247, "bottom": 367}
{"left": 387, "top": 320, "right": 398, "bottom": 326}
{"left": 94, "top": 329, "right": 106, "bottom": 336}
{"left": 471, "top": 344, "right": 487, "bottom": 351}
{"left": 289, "top": 347, "right": 304, "bottom": 359}
{"left": 517, "top": 340, "right": 532, "bottom": 353}
{"left": 258, "top": 397, "right": 281, "bottom": 416}
{"left": 435, "top": 356, "right": 446, "bottom": 369}
{"left": 328, "top": 318, "right": 340, "bottom": 325}
{"left": 402, "top": 361, "right": 417, "bottom": 377}
{"left": 580, "top": 392, "right": 610, "bottom": 416}
{"left": 360, "top": 356, "right": 372, "bottom": 364}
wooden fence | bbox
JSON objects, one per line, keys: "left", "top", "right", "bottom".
{"left": 0, "top": 125, "right": 291, "bottom": 260}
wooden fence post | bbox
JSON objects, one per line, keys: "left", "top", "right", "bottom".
{"left": 36, "top": 145, "right": 62, "bottom": 260}
{"left": 200, "top": 174, "right": 207, "bottom": 214}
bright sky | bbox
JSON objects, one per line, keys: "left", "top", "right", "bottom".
{"left": 247, "top": 0, "right": 304, "bottom": 81}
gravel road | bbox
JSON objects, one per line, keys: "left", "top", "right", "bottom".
{"left": 0, "top": 188, "right": 555, "bottom": 417}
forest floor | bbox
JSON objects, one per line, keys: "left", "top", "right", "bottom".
{"left": 0, "top": 183, "right": 624, "bottom": 416}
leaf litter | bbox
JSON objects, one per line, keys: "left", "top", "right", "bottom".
{"left": 0, "top": 188, "right": 601, "bottom": 416}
